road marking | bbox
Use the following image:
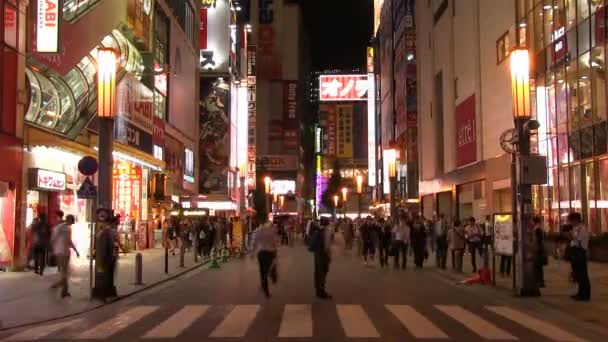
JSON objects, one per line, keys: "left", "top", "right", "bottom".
{"left": 3, "top": 319, "right": 82, "bottom": 341}
{"left": 336, "top": 305, "right": 380, "bottom": 338}
{"left": 209, "top": 305, "right": 260, "bottom": 338}
{"left": 278, "top": 304, "right": 313, "bottom": 337}
{"left": 435, "top": 305, "right": 517, "bottom": 340}
{"left": 76, "top": 306, "right": 158, "bottom": 339}
{"left": 143, "top": 305, "right": 209, "bottom": 339}
{"left": 386, "top": 305, "right": 449, "bottom": 339}
{"left": 486, "top": 306, "right": 586, "bottom": 342}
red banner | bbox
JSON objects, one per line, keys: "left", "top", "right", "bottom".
{"left": 112, "top": 161, "right": 142, "bottom": 221}
{"left": 200, "top": 8, "right": 207, "bottom": 50}
{"left": 319, "top": 75, "right": 368, "bottom": 101}
{"left": 455, "top": 95, "right": 477, "bottom": 167}
{"left": 153, "top": 116, "right": 165, "bottom": 146}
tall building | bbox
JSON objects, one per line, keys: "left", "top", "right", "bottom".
{"left": 1, "top": 0, "right": 200, "bottom": 270}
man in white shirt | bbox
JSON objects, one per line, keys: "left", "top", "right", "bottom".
{"left": 568, "top": 213, "right": 590, "bottom": 301}
{"left": 50, "top": 215, "right": 79, "bottom": 298}
{"left": 252, "top": 216, "right": 278, "bottom": 297}
{"left": 393, "top": 213, "right": 410, "bottom": 269}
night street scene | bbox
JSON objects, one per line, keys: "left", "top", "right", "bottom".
{"left": 2, "top": 0, "right": 608, "bottom": 341}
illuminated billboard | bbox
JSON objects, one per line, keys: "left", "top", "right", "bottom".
{"left": 36, "top": 0, "right": 60, "bottom": 53}
{"left": 319, "top": 75, "right": 368, "bottom": 102}
{"left": 271, "top": 180, "right": 296, "bottom": 195}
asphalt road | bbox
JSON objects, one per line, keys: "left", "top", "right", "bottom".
{"left": 2, "top": 240, "right": 607, "bottom": 341}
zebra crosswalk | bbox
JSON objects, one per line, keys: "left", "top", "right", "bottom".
{"left": 1, "top": 304, "right": 587, "bottom": 341}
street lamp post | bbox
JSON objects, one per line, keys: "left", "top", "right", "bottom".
{"left": 341, "top": 187, "right": 348, "bottom": 218}
{"left": 356, "top": 175, "right": 363, "bottom": 218}
{"left": 385, "top": 148, "right": 398, "bottom": 219}
{"left": 510, "top": 48, "right": 540, "bottom": 297}
{"left": 333, "top": 195, "right": 339, "bottom": 221}
{"left": 93, "top": 48, "right": 117, "bottom": 300}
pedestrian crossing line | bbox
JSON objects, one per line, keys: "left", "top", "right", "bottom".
{"left": 3, "top": 319, "right": 83, "bottom": 341}
{"left": 386, "top": 305, "right": 449, "bottom": 339}
{"left": 209, "top": 305, "right": 260, "bottom": 338}
{"left": 278, "top": 304, "right": 313, "bottom": 338}
{"left": 435, "top": 305, "right": 518, "bottom": 340}
{"left": 76, "top": 306, "right": 159, "bottom": 340}
{"left": 142, "top": 305, "right": 210, "bottom": 339}
{"left": 486, "top": 306, "right": 586, "bottom": 342}
{"left": 336, "top": 305, "right": 381, "bottom": 338}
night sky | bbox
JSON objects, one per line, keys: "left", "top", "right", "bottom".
{"left": 302, "top": 0, "right": 373, "bottom": 70}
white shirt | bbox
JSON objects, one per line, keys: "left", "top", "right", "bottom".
{"left": 51, "top": 223, "right": 75, "bottom": 256}
{"left": 393, "top": 223, "right": 410, "bottom": 242}
{"left": 253, "top": 223, "right": 278, "bottom": 252}
{"left": 571, "top": 223, "right": 589, "bottom": 251}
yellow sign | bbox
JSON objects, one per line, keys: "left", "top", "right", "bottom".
{"left": 232, "top": 221, "right": 243, "bottom": 248}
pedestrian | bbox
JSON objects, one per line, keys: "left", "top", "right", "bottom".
{"left": 434, "top": 214, "right": 448, "bottom": 269}
{"left": 378, "top": 219, "right": 392, "bottom": 268}
{"left": 449, "top": 219, "right": 466, "bottom": 272}
{"left": 309, "top": 216, "right": 332, "bottom": 299}
{"left": 31, "top": 213, "right": 51, "bottom": 275}
{"left": 164, "top": 218, "right": 177, "bottom": 255}
{"left": 411, "top": 215, "right": 427, "bottom": 268}
{"left": 360, "top": 217, "right": 376, "bottom": 266}
{"left": 50, "top": 215, "right": 79, "bottom": 298}
{"left": 533, "top": 216, "right": 547, "bottom": 288}
{"left": 252, "top": 214, "right": 278, "bottom": 297}
{"left": 567, "top": 213, "right": 590, "bottom": 301}
{"left": 465, "top": 217, "right": 483, "bottom": 273}
{"left": 392, "top": 213, "right": 410, "bottom": 269}
{"left": 343, "top": 219, "right": 354, "bottom": 251}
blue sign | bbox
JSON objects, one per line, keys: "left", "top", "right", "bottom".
{"left": 77, "top": 177, "right": 97, "bottom": 199}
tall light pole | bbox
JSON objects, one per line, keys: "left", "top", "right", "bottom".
{"left": 341, "top": 187, "right": 348, "bottom": 219}
{"left": 264, "top": 176, "right": 272, "bottom": 220}
{"left": 356, "top": 175, "right": 363, "bottom": 218}
{"left": 333, "top": 195, "right": 339, "bottom": 221}
{"left": 239, "top": 165, "right": 246, "bottom": 218}
{"left": 94, "top": 48, "right": 117, "bottom": 300}
{"left": 510, "top": 48, "right": 539, "bottom": 297}
{"left": 385, "top": 148, "right": 397, "bottom": 219}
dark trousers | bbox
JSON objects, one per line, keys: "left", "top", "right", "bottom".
{"left": 500, "top": 255, "right": 512, "bottom": 275}
{"left": 393, "top": 241, "right": 408, "bottom": 269}
{"left": 572, "top": 248, "right": 591, "bottom": 300}
{"left": 379, "top": 243, "right": 390, "bottom": 267}
{"left": 33, "top": 245, "right": 47, "bottom": 275}
{"left": 257, "top": 250, "right": 276, "bottom": 295}
{"left": 413, "top": 242, "right": 425, "bottom": 268}
{"left": 435, "top": 236, "right": 448, "bottom": 269}
{"left": 451, "top": 248, "right": 464, "bottom": 272}
{"left": 534, "top": 261, "right": 545, "bottom": 287}
{"left": 314, "top": 252, "right": 330, "bottom": 295}
{"left": 468, "top": 241, "right": 482, "bottom": 272}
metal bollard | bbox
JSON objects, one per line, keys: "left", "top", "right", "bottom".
{"left": 164, "top": 247, "right": 169, "bottom": 274}
{"left": 180, "top": 243, "right": 185, "bottom": 268}
{"left": 135, "top": 253, "right": 143, "bottom": 285}
{"left": 193, "top": 233, "right": 199, "bottom": 263}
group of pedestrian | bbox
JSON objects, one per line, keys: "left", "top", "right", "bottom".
{"left": 163, "top": 216, "right": 236, "bottom": 258}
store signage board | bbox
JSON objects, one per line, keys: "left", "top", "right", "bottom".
{"left": 319, "top": 75, "right": 368, "bottom": 101}
{"left": 493, "top": 213, "right": 514, "bottom": 256}
{"left": 30, "top": 168, "right": 66, "bottom": 191}
{"left": 36, "top": 0, "right": 60, "bottom": 53}
{"left": 77, "top": 177, "right": 98, "bottom": 199}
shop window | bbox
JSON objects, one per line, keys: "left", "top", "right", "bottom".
{"left": 592, "top": 45, "right": 607, "bottom": 155}
{"left": 3, "top": 4, "right": 17, "bottom": 49}
{"left": 579, "top": 18, "right": 591, "bottom": 55}
{"left": 578, "top": 0, "right": 591, "bottom": 23}
{"left": 599, "top": 158, "right": 608, "bottom": 233}
{"left": 496, "top": 31, "right": 510, "bottom": 64}
{"left": 559, "top": 166, "right": 571, "bottom": 215}
{"left": 572, "top": 163, "right": 583, "bottom": 211}
{"left": 567, "top": 28, "right": 578, "bottom": 59}
{"left": 153, "top": 145, "right": 163, "bottom": 161}
{"left": 566, "top": 0, "right": 577, "bottom": 31}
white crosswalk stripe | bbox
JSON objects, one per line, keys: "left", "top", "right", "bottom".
{"left": 76, "top": 306, "right": 159, "bottom": 340}
{"left": 386, "top": 305, "right": 449, "bottom": 339}
{"left": 2, "top": 319, "right": 83, "bottom": 341}
{"left": 435, "top": 305, "right": 518, "bottom": 340}
{"left": 278, "top": 304, "right": 313, "bottom": 337}
{"left": 143, "top": 305, "right": 210, "bottom": 339}
{"left": 486, "top": 306, "right": 586, "bottom": 342}
{"left": 336, "top": 304, "right": 380, "bottom": 338}
{"left": 209, "top": 304, "right": 260, "bottom": 338}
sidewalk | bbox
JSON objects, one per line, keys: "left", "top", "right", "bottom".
{"left": 0, "top": 247, "right": 209, "bottom": 330}
{"left": 432, "top": 251, "right": 608, "bottom": 327}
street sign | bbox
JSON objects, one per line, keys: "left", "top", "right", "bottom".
{"left": 77, "top": 177, "right": 98, "bottom": 199}
{"left": 493, "top": 213, "right": 514, "bottom": 256}
{"left": 78, "top": 156, "right": 99, "bottom": 176}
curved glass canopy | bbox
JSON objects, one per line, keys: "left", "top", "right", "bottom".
{"left": 62, "top": 0, "right": 102, "bottom": 22}
{"left": 25, "top": 29, "right": 144, "bottom": 138}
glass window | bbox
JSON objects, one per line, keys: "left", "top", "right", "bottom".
{"left": 24, "top": 69, "right": 42, "bottom": 123}
{"left": 571, "top": 163, "right": 583, "bottom": 212}
{"left": 50, "top": 77, "right": 76, "bottom": 134}
{"left": 33, "top": 73, "right": 60, "bottom": 129}
{"left": 566, "top": 0, "right": 577, "bottom": 31}
{"left": 154, "top": 91, "right": 165, "bottom": 120}
{"left": 4, "top": 4, "right": 17, "bottom": 49}
{"left": 584, "top": 161, "right": 599, "bottom": 234}
{"left": 599, "top": 158, "right": 608, "bottom": 233}
{"left": 544, "top": 0, "right": 555, "bottom": 47}
{"left": 592, "top": 45, "right": 608, "bottom": 155}
{"left": 578, "top": 0, "right": 591, "bottom": 22}
{"left": 567, "top": 28, "right": 577, "bottom": 59}
{"left": 579, "top": 18, "right": 591, "bottom": 55}
{"left": 535, "top": 5, "right": 546, "bottom": 49}
{"left": 153, "top": 145, "right": 163, "bottom": 161}
{"left": 559, "top": 166, "right": 571, "bottom": 214}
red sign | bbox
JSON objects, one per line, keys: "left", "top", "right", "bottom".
{"left": 200, "top": 8, "right": 207, "bottom": 50}
{"left": 455, "top": 95, "right": 477, "bottom": 167}
{"left": 319, "top": 75, "right": 368, "bottom": 101}
{"left": 153, "top": 116, "right": 165, "bottom": 146}
{"left": 112, "top": 161, "right": 142, "bottom": 221}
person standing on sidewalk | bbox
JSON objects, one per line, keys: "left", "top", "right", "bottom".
{"left": 31, "top": 213, "right": 51, "bottom": 275}
{"left": 310, "top": 217, "right": 333, "bottom": 299}
{"left": 567, "top": 213, "right": 590, "bottom": 301}
{"left": 449, "top": 220, "right": 466, "bottom": 272}
{"left": 392, "top": 213, "right": 410, "bottom": 269}
{"left": 50, "top": 215, "right": 79, "bottom": 298}
{"left": 378, "top": 219, "right": 393, "bottom": 268}
{"left": 434, "top": 214, "right": 448, "bottom": 269}
{"left": 533, "top": 216, "right": 547, "bottom": 288}
{"left": 465, "top": 217, "right": 483, "bottom": 273}
{"left": 252, "top": 215, "right": 278, "bottom": 297}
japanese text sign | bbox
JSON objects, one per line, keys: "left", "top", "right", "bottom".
{"left": 319, "top": 75, "right": 368, "bottom": 102}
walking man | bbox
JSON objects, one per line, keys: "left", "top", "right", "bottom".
{"left": 252, "top": 215, "right": 278, "bottom": 297}
{"left": 392, "top": 213, "right": 410, "bottom": 269}
{"left": 310, "top": 217, "right": 332, "bottom": 299}
{"left": 435, "top": 214, "right": 448, "bottom": 269}
{"left": 50, "top": 215, "right": 79, "bottom": 298}
{"left": 31, "top": 213, "right": 51, "bottom": 275}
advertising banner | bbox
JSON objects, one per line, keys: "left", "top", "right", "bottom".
{"left": 199, "top": 79, "right": 231, "bottom": 195}
{"left": 112, "top": 161, "right": 142, "bottom": 222}
{"left": 258, "top": 0, "right": 282, "bottom": 79}
{"left": 36, "top": 0, "right": 60, "bottom": 53}
{"left": 152, "top": 116, "right": 165, "bottom": 146}
{"left": 247, "top": 46, "right": 257, "bottom": 190}
{"left": 257, "top": 155, "right": 298, "bottom": 171}
{"left": 493, "top": 213, "right": 514, "bottom": 256}
{"left": 283, "top": 81, "right": 298, "bottom": 149}
{"left": 455, "top": 94, "right": 477, "bottom": 167}
{"left": 201, "top": 0, "right": 230, "bottom": 72}
{"left": 336, "top": 105, "right": 354, "bottom": 158}
{"left": 319, "top": 75, "right": 368, "bottom": 102}
{"left": 115, "top": 74, "right": 154, "bottom": 154}
{"left": 200, "top": 8, "right": 208, "bottom": 50}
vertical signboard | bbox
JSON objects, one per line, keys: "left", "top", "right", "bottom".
{"left": 112, "top": 161, "right": 142, "bottom": 221}
{"left": 336, "top": 105, "right": 354, "bottom": 158}
{"left": 455, "top": 94, "right": 477, "bottom": 167}
{"left": 201, "top": 0, "right": 230, "bottom": 72}
{"left": 36, "top": 0, "right": 60, "bottom": 53}
{"left": 247, "top": 46, "right": 257, "bottom": 190}
{"left": 114, "top": 74, "right": 154, "bottom": 155}
{"left": 283, "top": 81, "right": 298, "bottom": 149}
{"left": 200, "top": 8, "right": 208, "bottom": 50}
{"left": 327, "top": 105, "right": 337, "bottom": 157}
{"left": 258, "top": 0, "right": 282, "bottom": 79}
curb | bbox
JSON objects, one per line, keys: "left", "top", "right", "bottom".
{"left": 0, "top": 258, "right": 211, "bottom": 332}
